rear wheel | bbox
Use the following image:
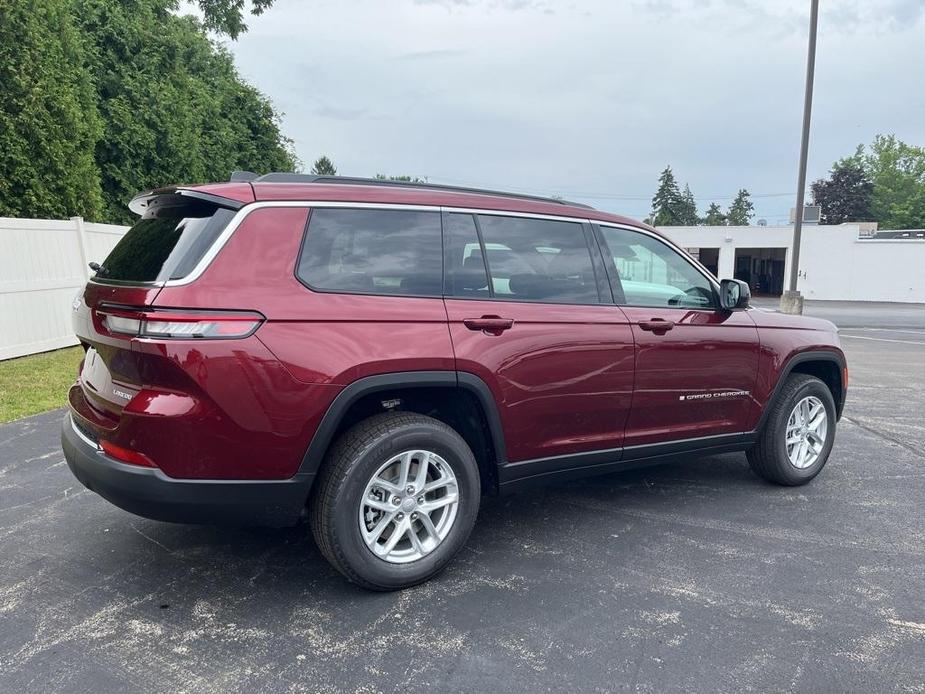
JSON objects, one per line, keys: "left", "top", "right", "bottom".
{"left": 310, "top": 412, "right": 480, "bottom": 590}
{"left": 747, "top": 374, "right": 836, "bottom": 486}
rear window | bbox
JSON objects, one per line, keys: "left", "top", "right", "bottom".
{"left": 297, "top": 208, "right": 443, "bottom": 296}
{"left": 95, "top": 197, "right": 236, "bottom": 283}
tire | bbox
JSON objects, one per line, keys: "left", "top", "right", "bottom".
{"left": 310, "top": 411, "right": 481, "bottom": 590}
{"left": 747, "top": 373, "right": 837, "bottom": 486}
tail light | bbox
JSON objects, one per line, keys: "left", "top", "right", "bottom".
{"left": 96, "top": 306, "right": 264, "bottom": 340}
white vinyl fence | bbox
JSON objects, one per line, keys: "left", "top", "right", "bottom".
{"left": 0, "top": 217, "right": 128, "bottom": 360}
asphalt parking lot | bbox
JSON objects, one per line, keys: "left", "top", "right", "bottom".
{"left": 2, "top": 302, "right": 924, "bottom": 693}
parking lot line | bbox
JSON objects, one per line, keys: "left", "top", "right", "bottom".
{"left": 839, "top": 334, "right": 925, "bottom": 345}
{"left": 847, "top": 328, "right": 925, "bottom": 335}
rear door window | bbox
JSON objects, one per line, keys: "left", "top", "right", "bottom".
{"left": 475, "top": 215, "right": 601, "bottom": 304}
{"left": 297, "top": 208, "right": 443, "bottom": 296}
{"left": 96, "top": 197, "right": 236, "bottom": 283}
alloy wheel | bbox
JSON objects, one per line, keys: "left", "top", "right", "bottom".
{"left": 785, "top": 395, "right": 828, "bottom": 469}
{"left": 359, "top": 450, "right": 459, "bottom": 564}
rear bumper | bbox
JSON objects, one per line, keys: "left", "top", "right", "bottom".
{"left": 61, "top": 413, "right": 312, "bottom": 527}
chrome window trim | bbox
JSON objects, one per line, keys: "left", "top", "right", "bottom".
{"left": 591, "top": 220, "right": 722, "bottom": 294}
{"left": 89, "top": 200, "right": 599, "bottom": 289}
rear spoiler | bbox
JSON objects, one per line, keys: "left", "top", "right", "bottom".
{"left": 128, "top": 187, "right": 246, "bottom": 216}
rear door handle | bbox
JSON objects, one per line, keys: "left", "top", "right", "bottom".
{"left": 638, "top": 318, "right": 675, "bottom": 334}
{"left": 463, "top": 316, "right": 514, "bottom": 335}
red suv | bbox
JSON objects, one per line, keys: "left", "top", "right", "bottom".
{"left": 62, "top": 174, "right": 847, "bottom": 589}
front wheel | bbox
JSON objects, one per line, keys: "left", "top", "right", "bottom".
{"left": 747, "top": 374, "right": 837, "bottom": 486}
{"left": 310, "top": 412, "right": 481, "bottom": 590}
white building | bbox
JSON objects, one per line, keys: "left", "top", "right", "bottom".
{"left": 656, "top": 223, "right": 925, "bottom": 303}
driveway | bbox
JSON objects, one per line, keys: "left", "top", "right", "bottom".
{"left": 1, "top": 304, "right": 924, "bottom": 692}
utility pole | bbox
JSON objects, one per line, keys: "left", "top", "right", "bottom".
{"left": 780, "top": 0, "right": 819, "bottom": 315}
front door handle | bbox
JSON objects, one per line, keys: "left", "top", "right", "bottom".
{"left": 463, "top": 316, "right": 514, "bottom": 335}
{"left": 638, "top": 318, "right": 675, "bottom": 334}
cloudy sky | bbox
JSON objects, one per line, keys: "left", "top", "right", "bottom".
{"left": 219, "top": 0, "right": 925, "bottom": 223}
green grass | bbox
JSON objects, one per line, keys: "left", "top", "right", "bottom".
{"left": 0, "top": 347, "right": 83, "bottom": 423}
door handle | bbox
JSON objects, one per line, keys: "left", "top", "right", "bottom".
{"left": 463, "top": 316, "right": 514, "bottom": 335}
{"left": 638, "top": 318, "right": 675, "bottom": 334}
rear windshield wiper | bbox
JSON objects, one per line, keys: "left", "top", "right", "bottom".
{"left": 88, "top": 262, "right": 108, "bottom": 276}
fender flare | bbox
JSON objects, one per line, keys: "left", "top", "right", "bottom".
{"left": 297, "top": 370, "right": 507, "bottom": 476}
{"left": 754, "top": 349, "right": 847, "bottom": 433}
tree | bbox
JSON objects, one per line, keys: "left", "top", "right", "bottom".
{"left": 0, "top": 0, "right": 103, "bottom": 220}
{"left": 375, "top": 174, "right": 428, "bottom": 183}
{"left": 855, "top": 135, "right": 925, "bottom": 229}
{"left": 74, "top": 0, "right": 297, "bottom": 223}
{"left": 703, "top": 202, "right": 726, "bottom": 226}
{"left": 311, "top": 156, "right": 337, "bottom": 175}
{"left": 650, "top": 166, "right": 684, "bottom": 226}
{"left": 726, "top": 189, "right": 754, "bottom": 225}
{"left": 811, "top": 159, "right": 873, "bottom": 224}
{"left": 172, "top": 0, "right": 276, "bottom": 39}
{"left": 678, "top": 184, "right": 700, "bottom": 225}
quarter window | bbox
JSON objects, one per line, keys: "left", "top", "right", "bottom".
{"left": 297, "top": 208, "right": 443, "bottom": 296}
{"left": 96, "top": 198, "right": 235, "bottom": 283}
{"left": 475, "top": 215, "right": 600, "bottom": 304}
{"left": 597, "top": 226, "right": 716, "bottom": 308}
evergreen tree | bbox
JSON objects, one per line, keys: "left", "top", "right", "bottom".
{"left": 679, "top": 184, "right": 700, "bottom": 225}
{"left": 74, "top": 0, "right": 296, "bottom": 223}
{"left": 650, "top": 166, "right": 684, "bottom": 226}
{"left": 726, "top": 189, "right": 754, "bottom": 225}
{"left": 0, "top": 0, "right": 103, "bottom": 219}
{"left": 703, "top": 202, "right": 726, "bottom": 226}
{"left": 311, "top": 156, "right": 337, "bottom": 175}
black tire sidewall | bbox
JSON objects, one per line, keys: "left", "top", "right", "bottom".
{"left": 771, "top": 378, "right": 837, "bottom": 484}
{"left": 331, "top": 420, "right": 480, "bottom": 589}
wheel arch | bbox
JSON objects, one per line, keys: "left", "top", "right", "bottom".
{"left": 756, "top": 350, "right": 846, "bottom": 434}
{"left": 299, "top": 371, "right": 507, "bottom": 494}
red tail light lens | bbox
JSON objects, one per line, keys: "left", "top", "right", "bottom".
{"left": 100, "top": 440, "right": 157, "bottom": 468}
{"left": 98, "top": 307, "right": 264, "bottom": 339}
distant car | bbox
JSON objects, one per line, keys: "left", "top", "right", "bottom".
{"left": 62, "top": 174, "right": 847, "bottom": 590}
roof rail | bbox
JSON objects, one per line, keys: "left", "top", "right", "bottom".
{"left": 235, "top": 172, "right": 593, "bottom": 209}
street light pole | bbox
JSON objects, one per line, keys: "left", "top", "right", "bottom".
{"left": 780, "top": 0, "right": 819, "bottom": 315}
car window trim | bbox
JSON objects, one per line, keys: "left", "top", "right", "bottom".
{"left": 583, "top": 222, "right": 615, "bottom": 304}
{"left": 123, "top": 200, "right": 694, "bottom": 293}
{"left": 592, "top": 221, "right": 721, "bottom": 309}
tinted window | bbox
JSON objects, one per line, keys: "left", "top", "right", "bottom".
{"left": 444, "top": 213, "right": 490, "bottom": 298}
{"left": 476, "top": 215, "right": 600, "bottom": 304}
{"left": 597, "top": 226, "right": 716, "bottom": 308}
{"left": 97, "top": 200, "right": 235, "bottom": 283}
{"left": 298, "top": 208, "right": 442, "bottom": 296}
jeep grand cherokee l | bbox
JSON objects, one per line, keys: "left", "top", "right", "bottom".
{"left": 62, "top": 174, "right": 847, "bottom": 590}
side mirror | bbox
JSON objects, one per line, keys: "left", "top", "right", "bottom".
{"left": 719, "top": 279, "right": 750, "bottom": 310}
